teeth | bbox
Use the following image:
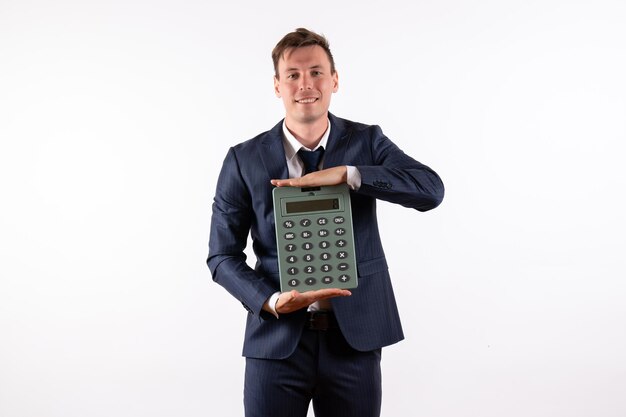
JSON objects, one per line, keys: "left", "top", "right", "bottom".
{"left": 297, "top": 98, "right": 317, "bottom": 103}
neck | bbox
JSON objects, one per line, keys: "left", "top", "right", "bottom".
{"left": 284, "top": 115, "right": 329, "bottom": 149}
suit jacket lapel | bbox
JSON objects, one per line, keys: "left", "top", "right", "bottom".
{"left": 259, "top": 119, "right": 289, "bottom": 180}
{"left": 324, "top": 112, "right": 351, "bottom": 169}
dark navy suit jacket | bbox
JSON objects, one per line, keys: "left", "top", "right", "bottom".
{"left": 207, "top": 113, "right": 444, "bottom": 360}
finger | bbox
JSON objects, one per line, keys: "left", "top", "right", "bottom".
{"left": 272, "top": 178, "right": 310, "bottom": 188}
{"left": 317, "top": 290, "right": 351, "bottom": 300}
{"left": 271, "top": 179, "right": 292, "bottom": 187}
{"left": 303, "top": 289, "right": 351, "bottom": 302}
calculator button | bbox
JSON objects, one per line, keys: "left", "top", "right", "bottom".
{"left": 319, "top": 241, "right": 330, "bottom": 249}
{"left": 337, "top": 251, "right": 348, "bottom": 259}
{"left": 334, "top": 216, "right": 345, "bottom": 224}
{"left": 338, "top": 263, "right": 349, "bottom": 271}
{"left": 288, "top": 279, "right": 300, "bottom": 287}
{"left": 318, "top": 229, "right": 329, "bottom": 237}
{"left": 303, "top": 265, "right": 315, "bottom": 274}
{"left": 335, "top": 228, "right": 346, "bottom": 236}
{"left": 303, "top": 254, "right": 315, "bottom": 262}
{"left": 285, "top": 244, "right": 297, "bottom": 252}
{"left": 320, "top": 252, "right": 331, "bottom": 261}
{"left": 283, "top": 221, "right": 295, "bottom": 229}
{"left": 300, "top": 219, "right": 312, "bottom": 227}
{"left": 285, "top": 232, "right": 296, "bottom": 240}
{"left": 305, "top": 278, "right": 317, "bottom": 286}
{"left": 302, "top": 242, "right": 314, "bottom": 250}
{"left": 338, "top": 274, "right": 350, "bottom": 283}
{"left": 286, "top": 256, "right": 297, "bottom": 264}
{"left": 287, "top": 267, "right": 299, "bottom": 275}
{"left": 301, "top": 230, "right": 312, "bottom": 239}
{"left": 321, "top": 264, "right": 332, "bottom": 273}
{"left": 317, "top": 218, "right": 328, "bottom": 225}
{"left": 336, "top": 239, "right": 347, "bottom": 248}
{"left": 322, "top": 276, "right": 333, "bottom": 284}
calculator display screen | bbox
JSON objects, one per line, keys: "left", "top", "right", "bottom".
{"left": 285, "top": 198, "right": 339, "bottom": 214}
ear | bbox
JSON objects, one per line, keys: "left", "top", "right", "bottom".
{"left": 332, "top": 71, "right": 339, "bottom": 93}
{"left": 274, "top": 75, "right": 281, "bottom": 98}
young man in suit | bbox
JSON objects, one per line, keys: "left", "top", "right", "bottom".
{"left": 208, "top": 28, "right": 444, "bottom": 417}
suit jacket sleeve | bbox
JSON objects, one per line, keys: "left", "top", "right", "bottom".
{"left": 355, "top": 125, "right": 444, "bottom": 211}
{"left": 207, "top": 147, "right": 276, "bottom": 319}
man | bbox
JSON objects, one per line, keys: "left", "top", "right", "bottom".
{"left": 208, "top": 28, "right": 444, "bottom": 417}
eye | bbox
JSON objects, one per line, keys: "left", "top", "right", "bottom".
{"left": 312, "top": 70, "right": 322, "bottom": 76}
{"left": 287, "top": 73, "right": 298, "bottom": 80}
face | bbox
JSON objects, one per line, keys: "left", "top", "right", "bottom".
{"left": 274, "top": 45, "right": 339, "bottom": 126}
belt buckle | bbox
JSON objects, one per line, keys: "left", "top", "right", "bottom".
{"left": 308, "top": 312, "right": 332, "bottom": 331}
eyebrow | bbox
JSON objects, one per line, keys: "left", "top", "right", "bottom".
{"left": 284, "top": 65, "right": 324, "bottom": 72}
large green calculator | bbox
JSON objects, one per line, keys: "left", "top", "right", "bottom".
{"left": 273, "top": 184, "right": 358, "bottom": 292}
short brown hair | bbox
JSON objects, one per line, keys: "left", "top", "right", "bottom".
{"left": 272, "top": 28, "right": 336, "bottom": 78}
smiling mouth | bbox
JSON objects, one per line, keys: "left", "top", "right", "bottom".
{"left": 295, "top": 98, "right": 319, "bottom": 104}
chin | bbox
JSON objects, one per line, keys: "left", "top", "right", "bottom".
{"left": 295, "top": 110, "right": 327, "bottom": 124}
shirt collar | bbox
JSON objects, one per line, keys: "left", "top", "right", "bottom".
{"left": 281, "top": 119, "right": 331, "bottom": 162}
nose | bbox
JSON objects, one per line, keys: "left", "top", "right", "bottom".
{"left": 299, "top": 73, "right": 312, "bottom": 90}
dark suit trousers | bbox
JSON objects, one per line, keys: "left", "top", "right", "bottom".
{"left": 244, "top": 326, "right": 382, "bottom": 417}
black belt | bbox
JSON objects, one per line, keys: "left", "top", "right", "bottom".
{"left": 306, "top": 311, "right": 339, "bottom": 331}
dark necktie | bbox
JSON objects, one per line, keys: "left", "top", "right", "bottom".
{"left": 297, "top": 147, "right": 325, "bottom": 174}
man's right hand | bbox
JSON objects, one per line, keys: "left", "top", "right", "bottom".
{"left": 275, "top": 288, "right": 351, "bottom": 314}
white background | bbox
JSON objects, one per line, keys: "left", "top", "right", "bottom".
{"left": 1, "top": 1, "right": 625, "bottom": 416}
